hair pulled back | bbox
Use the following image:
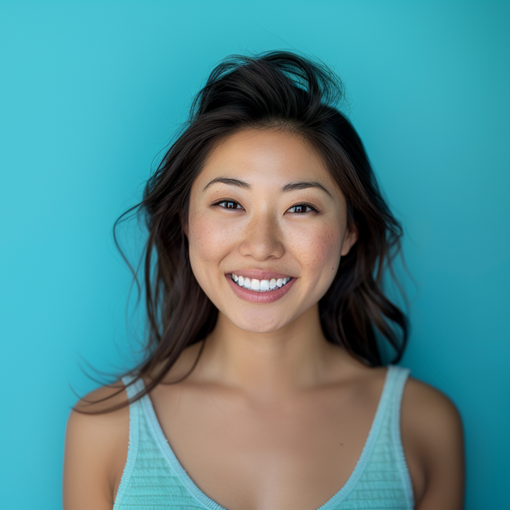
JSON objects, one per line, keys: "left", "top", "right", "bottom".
{"left": 74, "top": 50, "right": 408, "bottom": 414}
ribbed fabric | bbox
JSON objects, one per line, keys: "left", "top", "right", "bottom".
{"left": 113, "top": 364, "right": 414, "bottom": 510}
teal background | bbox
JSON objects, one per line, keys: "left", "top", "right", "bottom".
{"left": 1, "top": 1, "right": 509, "bottom": 508}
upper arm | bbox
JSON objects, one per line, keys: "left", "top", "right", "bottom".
{"left": 62, "top": 381, "right": 129, "bottom": 510}
{"left": 401, "top": 377, "right": 466, "bottom": 510}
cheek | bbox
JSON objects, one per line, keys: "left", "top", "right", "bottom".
{"left": 290, "top": 223, "right": 343, "bottom": 275}
{"left": 189, "top": 217, "right": 220, "bottom": 261}
{"left": 187, "top": 210, "right": 234, "bottom": 276}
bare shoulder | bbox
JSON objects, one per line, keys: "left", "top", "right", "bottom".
{"left": 63, "top": 380, "right": 130, "bottom": 510}
{"left": 402, "top": 376, "right": 463, "bottom": 428}
{"left": 400, "top": 376, "right": 465, "bottom": 510}
{"left": 401, "top": 376, "right": 464, "bottom": 450}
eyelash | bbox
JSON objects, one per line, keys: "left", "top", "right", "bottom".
{"left": 211, "top": 200, "right": 319, "bottom": 214}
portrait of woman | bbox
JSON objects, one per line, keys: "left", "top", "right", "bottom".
{"left": 62, "top": 51, "right": 464, "bottom": 509}
{"left": 2, "top": 3, "right": 508, "bottom": 510}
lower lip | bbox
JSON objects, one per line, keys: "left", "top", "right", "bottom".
{"left": 226, "top": 274, "right": 296, "bottom": 304}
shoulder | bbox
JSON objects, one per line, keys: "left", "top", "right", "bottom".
{"left": 66, "top": 379, "right": 131, "bottom": 437}
{"left": 400, "top": 375, "right": 465, "bottom": 509}
{"left": 70, "top": 379, "right": 130, "bottom": 412}
{"left": 63, "top": 380, "right": 130, "bottom": 509}
{"left": 400, "top": 375, "right": 464, "bottom": 449}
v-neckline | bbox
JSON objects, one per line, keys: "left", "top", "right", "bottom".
{"left": 138, "top": 365, "right": 395, "bottom": 510}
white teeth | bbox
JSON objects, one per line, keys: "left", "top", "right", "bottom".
{"left": 230, "top": 274, "right": 291, "bottom": 292}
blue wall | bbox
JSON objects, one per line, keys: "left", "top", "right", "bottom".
{"left": 1, "top": 1, "right": 508, "bottom": 508}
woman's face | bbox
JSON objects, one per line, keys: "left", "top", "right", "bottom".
{"left": 185, "top": 128, "right": 357, "bottom": 333}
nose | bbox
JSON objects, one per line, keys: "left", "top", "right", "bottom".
{"left": 238, "top": 208, "right": 285, "bottom": 260}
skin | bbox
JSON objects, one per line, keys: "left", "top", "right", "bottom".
{"left": 63, "top": 128, "right": 465, "bottom": 510}
{"left": 183, "top": 127, "right": 358, "bottom": 401}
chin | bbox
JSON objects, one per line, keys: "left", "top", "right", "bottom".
{"left": 224, "top": 310, "right": 291, "bottom": 333}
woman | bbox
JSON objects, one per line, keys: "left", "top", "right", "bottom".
{"left": 63, "top": 50, "right": 465, "bottom": 510}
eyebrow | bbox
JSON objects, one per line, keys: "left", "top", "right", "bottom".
{"left": 202, "top": 177, "right": 332, "bottom": 198}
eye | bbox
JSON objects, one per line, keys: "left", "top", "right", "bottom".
{"left": 212, "top": 200, "right": 319, "bottom": 214}
{"left": 213, "top": 200, "right": 243, "bottom": 210}
{"left": 288, "top": 203, "right": 319, "bottom": 214}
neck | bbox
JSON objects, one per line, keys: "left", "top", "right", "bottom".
{"left": 194, "top": 304, "right": 347, "bottom": 402}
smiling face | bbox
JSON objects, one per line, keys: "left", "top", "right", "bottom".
{"left": 184, "top": 127, "right": 357, "bottom": 334}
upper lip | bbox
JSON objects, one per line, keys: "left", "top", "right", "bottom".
{"left": 227, "top": 269, "right": 295, "bottom": 280}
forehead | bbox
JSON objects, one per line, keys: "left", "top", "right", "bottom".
{"left": 196, "top": 128, "right": 335, "bottom": 189}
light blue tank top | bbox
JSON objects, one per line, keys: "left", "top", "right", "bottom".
{"left": 113, "top": 364, "right": 414, "bottom": 510}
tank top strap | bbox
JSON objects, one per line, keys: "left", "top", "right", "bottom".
{"left": 387, "top": 364, "right": 414, "bottom": 508}
{"left": 121, "top": 373, "right": 145, "bottom": 399}
{"left": 120, "top": 372, "right": 145, "bottom": 433}
{"left": 114, "top": 373, "right": 145, "bottom": 507}
{"left": 386, "top": 364, "right": 411, "bottom": 427}
{"left": 386, "top": 365, "right": 411, "bottom": 406}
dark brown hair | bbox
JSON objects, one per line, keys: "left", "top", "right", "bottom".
{"left": 73, "top": 50, "right": 408, "bottom": 415}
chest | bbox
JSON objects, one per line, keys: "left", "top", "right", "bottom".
{"left": 128, "top": 380, "right": 399, "bottom": 510}
{"left": 173, "top": 420, "right": 367, "bottom": 508}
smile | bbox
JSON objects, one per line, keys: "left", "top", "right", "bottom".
{"left": 231, "top": 273, "right": 292, "bottom": 293}
{"left": 225, "top": 273, "right": 296, "bottom": 304}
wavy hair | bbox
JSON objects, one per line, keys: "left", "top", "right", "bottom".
{"left": 73, "top": 50, "right": 408, "bottom": 415}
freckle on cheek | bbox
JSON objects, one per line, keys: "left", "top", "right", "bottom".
{"left": 192, "top": 222, "right": 228, "bottom": 260}
{"left": 319, "top": 232, "right": 343, "bottom": 269}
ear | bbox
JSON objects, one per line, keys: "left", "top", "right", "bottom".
{"left": 340, "top": 223, "right": 358, "bottom": 256}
